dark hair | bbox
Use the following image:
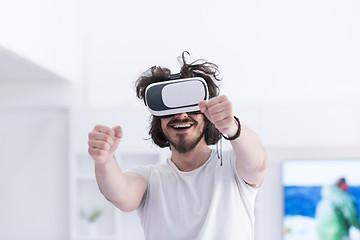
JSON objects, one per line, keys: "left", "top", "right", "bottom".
{"left": 135, "top": 51, "right": 222, "bottom": 148}
{"left": 334, "top": 177, "right": 346, "bottom": 188}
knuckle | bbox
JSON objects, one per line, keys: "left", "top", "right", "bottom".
{"left": 98, "top": 142, "right": 107, "bottom": 149}
{"left": 88, "top": 138, "right": 95, "bottom": 146}
{"left": 219, "top": 95, "right": 227, "bottom": 101}
{"left": 94, "top": 124, "right": 102, "bottom": 130}
{"left": 106, "top": 136, "right": 114, "bottom": 144}
{"left": 88, "top": 131, "right": 94, "bottom": 139}
{"left": 105, "top": 128, "right": 114, "bottom": 136}
{"left": 88, "top": 148, "right": 93, "bottom": 155}
{"left": 88, "top": 148, "right": 97, "bottom": 157}
{"left": 226, "top": 101, "right": 232, "bottom": 108}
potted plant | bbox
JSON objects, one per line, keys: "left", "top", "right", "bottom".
{"left": 80, "top": 208, "right": 103, "bottom": 236}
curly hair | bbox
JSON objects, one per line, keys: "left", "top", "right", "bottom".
{"left": 135, "top": 51, "right": 222, "bottom": 148}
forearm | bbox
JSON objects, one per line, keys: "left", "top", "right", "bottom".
{"left": 89, "top": 125, "right": 146, "bottom": 211}
{"left": 197, "top": 96, "right": 268, "bottom": 185}
{"left": 95, "top": 155, "right": 129, "bottom": 205}
{"left": 231, "top": 124, "right": 268, "bottom": 186}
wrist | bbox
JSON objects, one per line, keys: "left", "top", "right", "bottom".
{"left": 94, "top": 154, "right": 117, "bottom": 166}
{"left": 223, "top": 116, "right": 241, "bottom": 141}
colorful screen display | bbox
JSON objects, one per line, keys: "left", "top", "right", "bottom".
{"left": 282, "top": 159, "right": 360, "bottom": 240}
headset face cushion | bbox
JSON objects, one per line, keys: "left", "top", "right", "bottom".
{"left": 145, "top": 77, "right": 209, "bottom": 117}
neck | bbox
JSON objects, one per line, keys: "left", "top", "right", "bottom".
{"left": 171, "top": 141, "right": 212, "bottom": 172}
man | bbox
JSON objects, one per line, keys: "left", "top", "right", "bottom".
{"left": 315, "top": 178, "right": 360, "bottom": 240}
{"left": 88, "top": 52, "right": 268, "bottom": 239}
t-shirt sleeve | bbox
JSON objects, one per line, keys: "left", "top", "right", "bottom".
{"left": 226, "top": 149, "right": 259, "bottom": 195}
{"left": 127, "top": 164, "right": 153, "bottom": 182}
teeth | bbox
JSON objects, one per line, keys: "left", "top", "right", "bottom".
{"left": 173, "top": 124, "right": 192, "bottom": 129}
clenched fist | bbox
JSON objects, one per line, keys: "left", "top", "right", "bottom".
{"left": 88, "top": 125, "right": 122, "bottom": 164}
{"left": 198, "top": 95, "right": 238, "bottom": 138}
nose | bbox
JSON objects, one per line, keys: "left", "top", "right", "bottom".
{"left": 173, "top": 112, "right": 189, "bottom": 119}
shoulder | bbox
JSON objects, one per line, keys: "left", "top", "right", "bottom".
{"left": 127, "top": 159, "right": 172, "bottom": 181}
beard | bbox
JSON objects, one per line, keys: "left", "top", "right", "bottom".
{"left": 163, "top": 119, "right": 206, "bottom": 153}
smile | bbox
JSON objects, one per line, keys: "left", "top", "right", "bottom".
{"left": 172, "top": 123, "right": 193, "bottom": 129}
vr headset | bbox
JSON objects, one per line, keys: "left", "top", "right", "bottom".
{"left": 144, "top": 76, "right": 209, "bottom": 118}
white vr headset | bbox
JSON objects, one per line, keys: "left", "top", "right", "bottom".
{"left": 144, "top": 76, "right": 209, "bottom": 118}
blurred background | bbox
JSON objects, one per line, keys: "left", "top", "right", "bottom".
{"left": 0, "top": 0, "right": 359, "bottom": 239}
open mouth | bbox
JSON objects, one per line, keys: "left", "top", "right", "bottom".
{"left": 168, "top": 117, "right": 197, "bottom": 132}
{"left": 171, "top": 123, "right": 193, "bottom": 130}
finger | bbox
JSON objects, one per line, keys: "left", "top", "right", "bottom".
{"left": 207, "top": 97, "right": 232, "bottom": 115}
{"left": 94, "top": 125, "right": 116, "bottom": 139}
{"left": 211, "top": 112, "right": 230, "bottom": 125}
{"left": 88, "top": 131, "right": 115, "bottom": 145}
{"left": 214, "top": 115, "right": 234, "bottom": 129}
{"left": 207, "top": 104, "right": 233, "bottom": 125}
{"left": 112, "top": 126, "right": 123, "bottom": 138}
{"left": 88, "top": 148, "right": 108, "bottom": 160}
{"left": 205, "top": 96, "right": 231, "bottom": 120}
{"left": 198, "top": 101, "right": 208, "bottom": 113}
{"left": 206, "top": 95, "right": 228, "bottom": 108}
{"left": 198, "top": 101, "right": 212, "bottom": 120}
{"left": 88, "top": 147, "right": 107, "bottom": 155}
{"left": 209, "top": 106, "right": 233, "bottom": 123}
{"left": 88, "top": 139, "right": 111, "bottom": 151}
{"left": 207, "top": 104, "right": 224, "bottom": 117}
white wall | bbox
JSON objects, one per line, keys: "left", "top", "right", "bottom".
{"left": 0, "top": 108, "right": 68, "bottom": 240}
{"left": 0, "top": 0, "right": 83, "bottom": 83}
{"left": 80, "top": 0, "right": 360, "bottom": 107}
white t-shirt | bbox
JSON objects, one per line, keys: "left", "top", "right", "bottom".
{"left": 129, "top": 149, "right": 258, "bottom": 240}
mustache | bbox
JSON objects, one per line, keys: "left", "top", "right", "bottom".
{"left": 168, "top": 118, "right": 197, "bottom": 126}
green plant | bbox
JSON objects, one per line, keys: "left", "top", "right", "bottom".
{"left": 80, "top": 208, "right": 103, "bottom": 223}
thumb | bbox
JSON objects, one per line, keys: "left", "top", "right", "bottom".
{"left": 198, "top": 100, "right": 208, "bottom": 113}
{"left": 198, "top": 101, "right": 211, "bottom": 121}
{"left": 108, "top": 126, "right": 122, "bottom": 154}
{"left": 113, "top": 126, "right": 123, "bottom": 139}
